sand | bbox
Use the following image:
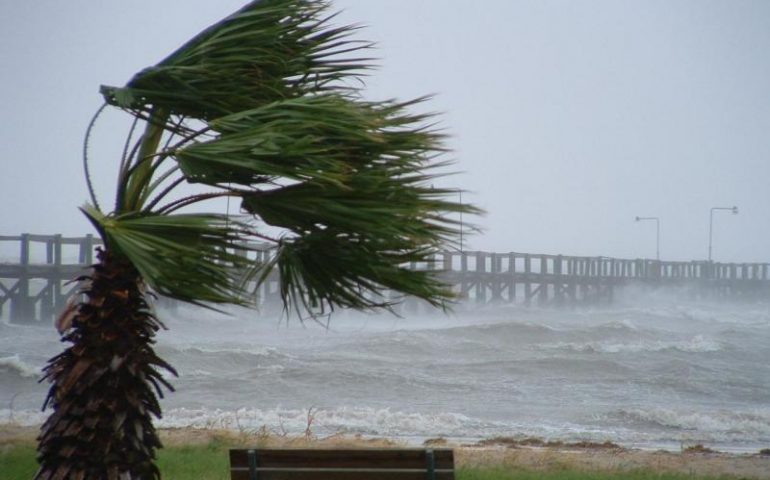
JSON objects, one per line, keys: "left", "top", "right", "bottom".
{"left": 3, "top": 424, "right": 770, "bottom": 479}
{"left": 453, "top": 440, "right": 770, "bottom": 479}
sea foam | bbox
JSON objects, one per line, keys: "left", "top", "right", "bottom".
{"left": 538, "top": 334, "right": 723, "bottom": 354}
{"left": 0, "top": 355, "right": 42, "bottom": 379}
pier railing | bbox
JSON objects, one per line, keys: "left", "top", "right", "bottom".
{"left": 430, "top": 252, "right": 770, "bottom": 281}
{"left": 2, "top": 234, "right": 769, "bottom": 323}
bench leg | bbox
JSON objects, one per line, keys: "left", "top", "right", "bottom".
{"left": 426, "top": 449, "right": 435, "bottom": 480}
{"left": 248, "top": 449, "right": 258, "bottom": 480}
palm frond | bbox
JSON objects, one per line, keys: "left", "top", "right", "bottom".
{"left": 100, "top": 0, "right": 372, "bottom": 122}
{"left": 173, "top": 94, "right": 440, "bottom": 187}
{"left": 82, "top": 205, "right": 264, "bottom": 306}
{"left": 84, "top": 0, "right": 481, "bottom": 314}
{"left": 257, "top": 229, "right": 453, "bottom": 315}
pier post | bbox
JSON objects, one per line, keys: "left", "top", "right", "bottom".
{"left": 538, "top": 256, "right": 548, "bottom": 305}
{"left": 10, "top": 234, "right": 31, "bottom": 323}
{"left": 459, "top": 251, "right": 469, "bottom": 300}
{"left": 79, "top": 234, "right": 95, "bottom": 264}
{"left": 524, "top": 253, "right": 532, "bottom": 305}
{"left": 41, "top": 234, "right": 63, "bottom": 321}
{"left": 490, "top": 253, "right": 502, "bottom": 301}
{"left": 475, "top": 251, "right": 486, "bottom": 303}
{"left": 507, "top": 253, "right": 516, "bottom": 302}
{"left": 554, "top": 255, "right": 564, "bottom": 305}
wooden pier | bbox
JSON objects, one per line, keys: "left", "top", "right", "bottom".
{"left": 2, "top": 234, "right": 769, "bottom": 324}
{"left": 0, "top": 234, "right": 99, "bottom": 324}
{"left": 436, "top": 251, "right": 770, "bottom": 305}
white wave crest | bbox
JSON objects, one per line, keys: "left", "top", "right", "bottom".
{"left": 168, "top": 345, "right": 278, "bottom": 357}
{"left": 156, "top": 406, "right": 497, "bottom": 438}
{"left": 0, "top": 409, "right": 47, "bottom": 426}
{"left": 540, "top": 335, "right": 722, "bottom": 354}
{"left": 0, "top": 354, "right": 42, "bottom": 378}
{"left": 617, "top": 407, "right": 770, "bottom": 440}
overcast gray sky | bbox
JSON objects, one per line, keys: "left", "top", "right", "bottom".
{"left": 2, "top": 1, "right": 769, "bottom": 262}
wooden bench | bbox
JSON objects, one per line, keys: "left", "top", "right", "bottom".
{"left": 229, "top": 448, "right": 454, "bottom": 479}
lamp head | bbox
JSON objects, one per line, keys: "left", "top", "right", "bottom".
{"left": 731, "top": 206, "right": 739, "bottom": 214}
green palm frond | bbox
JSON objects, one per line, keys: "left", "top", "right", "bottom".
{"left": 243, "top": 168, "right": 478, "bottom": 313}
{"left": 174, "top": 94, "right": 440, "bottom": 187}
{"left": 101, "top": 0, "right": 371, "bottom": 121}
{"left": 82, "top": 0, "right": 480, "bottom": 314}
{"left": 261, "top": 230, "right": 453, "bottom": 314}
{"left": 240, "top": 169, "right": 458, "bottom": 235}
{"left": 82, "top": 205, "right": 262, "bottom": 307}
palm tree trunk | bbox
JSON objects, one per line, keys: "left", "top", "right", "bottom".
{"left": 36, "top": 248, "right": 176, "bottom": 480}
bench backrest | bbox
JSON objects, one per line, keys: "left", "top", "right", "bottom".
{"left": 229, "top": 448, "right": 455, "bottom": 480}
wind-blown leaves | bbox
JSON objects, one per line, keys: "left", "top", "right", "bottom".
{"left": 262, "top": 230, "right": 453, "bottom": 314}
{"left": 240, "top": 170, "right": 455, "bottom": 233}
{"left": 86, "top": 0, "right": 479, "bottom": 314}
{"left": 174, "top": 94, "right": 440, "bottom": 187}
{"left": 82, "top": 206, "right": 263, "bottom": 306}
{"left": 101, "top": 0, "right": 371, "bottom": 121}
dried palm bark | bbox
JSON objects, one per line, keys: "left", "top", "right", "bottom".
{"left": 36, "top": 249, "right": 176, "bottom": 480}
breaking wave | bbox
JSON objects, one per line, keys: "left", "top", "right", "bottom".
{"left": 0, "top": 355, "right": 42, "bottom": 379}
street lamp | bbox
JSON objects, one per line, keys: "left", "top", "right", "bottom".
{"left": 708, "top": 206, "right": 738, "bottom": 261}
{"left": 435, "top": 186, "right": 464, "bottom": 253}
{"left": 458, "top": 189, "right": 464, "bottom": 254}
{"left": 635, "top": 216, "right": 660, "bottom": 260}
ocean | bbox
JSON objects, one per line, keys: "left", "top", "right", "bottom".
{"left": 2, "top": 291, "right": 769, "bottom": 452}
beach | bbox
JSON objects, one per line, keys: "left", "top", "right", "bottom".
{"left": 3, "top": 424, "right": 770, "bottom": 479}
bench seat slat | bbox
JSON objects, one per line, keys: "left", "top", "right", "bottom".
{"left": 230, "top": 448, "right": 455, "bottom": 480}
{"left": 231, "top": 471, "right": 455, "bottom": 480}
{"left": 230, "top": 449, "right": 454, "bottom": 469}
{"left": 232, "top": 467, "right": 456, "bottom": 473}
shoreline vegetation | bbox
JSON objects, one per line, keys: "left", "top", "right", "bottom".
{"left": 2, "top": 424, "right": 769, "bottom": 479}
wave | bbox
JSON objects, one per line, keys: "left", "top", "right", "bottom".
{"left": 426, "top": 318, "right": 650, "bottom": 343}
{"left": 0, "top": 409, "right": 47, "bottom": 426}
{"left": 162, "top": 344, "right": 279, "bottom": 357}
{"left": 5, "top": 403, "right": 770, "bottom": 450}
{"left": 153, "top": 406, "right": 501, "bottom": 439}
{"left": 0, "top": 355, "right": 42, "bottom": 379}
{"left": 0, "top": 405, "right": 562, "bottom": 442}
{"left": 185, "top": 364, "right": 285, "bottom": 378}
{"left": 158, "top": 344, "right": 287, "bottom": 372}
{"left": 538, "top": 335, "right": 723, "bottom": 354}
{"left": 613, "top": 407, "right": 770, "bottom": 442}
{"left": 611, "top": 304, "right": 770, "bottom": 329}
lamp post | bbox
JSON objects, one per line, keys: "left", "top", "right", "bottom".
{"left": 635, "top": 216, "right": 660, "bottom": 260}
{"left": 436, "top": 186, "right": 464, "bottom": 253}
{"left": 708, "top": 206, "right": 738, "bottom": 261}
{"left": 459, "top": 189, "right": 464, "bottom": 254}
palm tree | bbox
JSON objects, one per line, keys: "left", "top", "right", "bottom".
{"left": 35, "top": 1, "right": 476, "bottom": 478}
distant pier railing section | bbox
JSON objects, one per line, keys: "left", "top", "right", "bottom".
{"left": 2, "top": 234, "right": 769, "bottom": 324}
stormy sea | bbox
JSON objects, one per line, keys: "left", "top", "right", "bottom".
{"left": 2, "top": 291, "right": 769, "bottom": 453}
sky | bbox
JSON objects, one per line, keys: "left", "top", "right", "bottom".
{"left": 1, "top": 0, "right": 769, "bottom": 263}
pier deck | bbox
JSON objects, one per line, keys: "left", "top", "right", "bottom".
{"left": 2, "top": 234, "right": 768, "bottom": 324}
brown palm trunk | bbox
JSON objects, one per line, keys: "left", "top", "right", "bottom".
{"left": 36, "top": 248, "right": 176, "bottom": 480}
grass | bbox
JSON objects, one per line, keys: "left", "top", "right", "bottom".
{"left": 456, "top": 469, "right": 741, "bottom": 480}
{"left": 155, "top": 437, "right": 231, "bottom": 480}
{"left": 0, "top": 442, "right": 37, "bottom": 480}
{"left": 0, "top": 440, "right": 749, "bottom": 480}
